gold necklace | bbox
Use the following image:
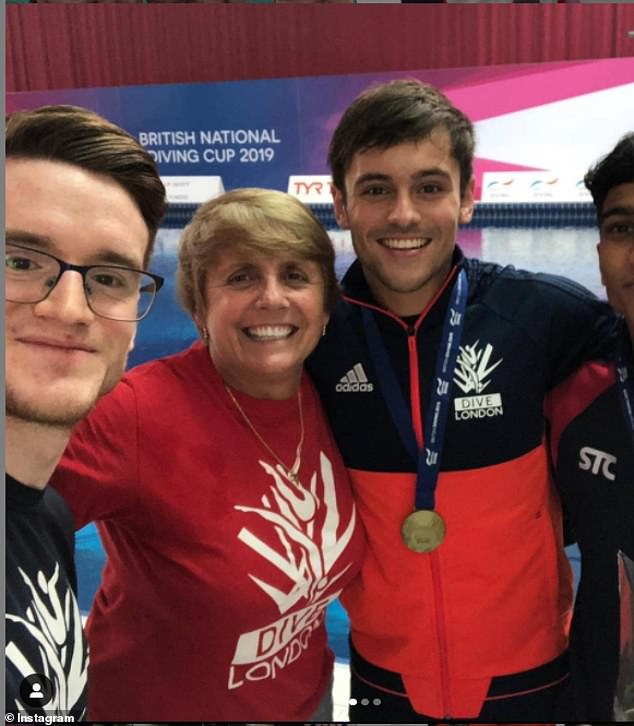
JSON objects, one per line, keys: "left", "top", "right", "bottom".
{"left": 225, "top": 385, "right": 305, "bottom": 486}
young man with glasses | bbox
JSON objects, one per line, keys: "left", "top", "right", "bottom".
{"left": 5, "top": 105, "right": 166, "bottom": 718}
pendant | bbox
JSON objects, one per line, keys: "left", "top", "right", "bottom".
{"left": 401, "top": 509, "right": 446, "bottom": 553}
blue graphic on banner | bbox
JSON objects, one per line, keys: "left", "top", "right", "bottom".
{"left": 8, "top": 79, "right": 304, "bottom": 190}
{"left": 6, "top": 68, "right": 485, "bottom": 191}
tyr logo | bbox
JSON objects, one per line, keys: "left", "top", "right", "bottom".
{"left": 291, "top": 180, "right": 333, "bottom": 197}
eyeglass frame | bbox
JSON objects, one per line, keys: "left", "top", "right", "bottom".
{"left": 5, "top": 242, "right": 165, "bottom": 322}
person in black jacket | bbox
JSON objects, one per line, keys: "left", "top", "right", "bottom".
{"left": 548, "top": 132, "right": 634, "bottom": 720}
{"left": 5, "top": 105, "right": 165, "bottom": 718}
{"left": 306, "top": 78, "right": 616, "bottom": 722}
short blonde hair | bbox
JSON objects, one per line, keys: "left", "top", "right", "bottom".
{"left": 177, "top": 188, "right": 339, "bottom": 322}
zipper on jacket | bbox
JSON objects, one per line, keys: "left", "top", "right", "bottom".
{"left": 347, "top": 263, "right": 461, "bottom": 715}
{"left": 431, "top": 551, "right": 453, "bottom": 717}
{"left": 407, "top": 329, "right": 424, "bottom": 448}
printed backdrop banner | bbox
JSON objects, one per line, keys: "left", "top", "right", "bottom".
{"left": 7, "top": 58, "right": 634, "bottom": 199}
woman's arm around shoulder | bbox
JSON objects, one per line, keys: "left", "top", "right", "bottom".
{"left": 50, "top": 376, "right": 141, "bottom": 530}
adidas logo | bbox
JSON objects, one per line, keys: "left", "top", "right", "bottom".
{"left": 336, "top": 363, "right": 374, "bottom": 393}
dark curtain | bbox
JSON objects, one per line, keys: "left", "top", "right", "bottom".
{"left": 7, "top": 3, "right": 634, "bottom": 93}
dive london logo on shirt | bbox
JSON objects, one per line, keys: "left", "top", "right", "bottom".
{"left": 228, "top": 451, "right": 356, "bottom": 690}
{"left": 453, "top": 340, "right": 504, "bottom": 421}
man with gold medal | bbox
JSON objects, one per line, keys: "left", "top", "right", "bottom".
{"left": 401, "top": 509, "right": 446, "bottom": 553}
{"left": 307, "top": 80, "right": 617, "bottom": 722}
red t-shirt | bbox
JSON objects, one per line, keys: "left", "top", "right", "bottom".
{"left": 51, "top": 342, "right": 365, "bottom": 721}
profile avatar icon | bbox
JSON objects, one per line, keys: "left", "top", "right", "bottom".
{"left": 19, "top": 673, "right": 54, "bottom": 708}
{"left": 29, "top": 683, "right": 44, "bottom": 699}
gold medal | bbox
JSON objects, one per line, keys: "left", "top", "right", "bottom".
{"left": 401, "top": 509, "right": 446, "bottom": 553}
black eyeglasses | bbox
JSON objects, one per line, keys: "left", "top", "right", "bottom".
{"left": 5, "top": 243, "right": 165, "bottom": 322}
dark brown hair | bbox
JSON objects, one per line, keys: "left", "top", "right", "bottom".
{"left": 585, "top": 132, "right": 634, "bottom": 222}
{"left": 6, "top": 105, "right": 166, "bottom": 265}
{"left": 328, "top": 79, "right": 475, "bottom": 199}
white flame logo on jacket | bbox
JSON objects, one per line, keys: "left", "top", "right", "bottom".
{"left": 453, "top": 340, "right": 503, "bottom": 395}
{"left": 6, "top": 564, "right": 88, "bottom": 716}
{"left": 235, "top": 451, "right": 356, "bottom": 614}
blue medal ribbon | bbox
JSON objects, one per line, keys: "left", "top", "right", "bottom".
{"left": 616, "top": 327, "right": 634, "bottom": 459}
{"left": 361, "top": 268, "right": 468, "bottom": 511}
